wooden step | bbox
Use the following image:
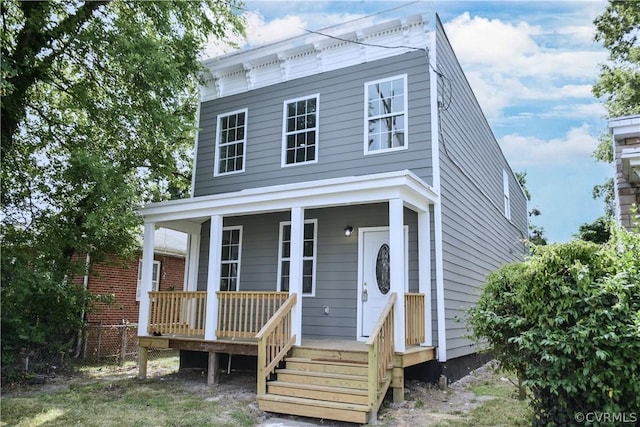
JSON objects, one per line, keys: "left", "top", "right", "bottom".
{"left": 290, "top": 347, "right": 368, "bottom": 363}
{"left": 285, "top": 357, "right": 369, "bottom": 376}
{"left": 275, "top": 368, "right": 368, "bottom": 389}
{"left": 258, "top": 394, "right": 369, "bottom": 424}
{"left": 267, "top": 380, "right": 369, "bottom": 405}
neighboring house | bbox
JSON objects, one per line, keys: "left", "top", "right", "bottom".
{"left": 609, "top": 115, "right": 640, "bottom": 230}
{"left": 83, "top": 229, "right": 186, "bottom": 359}
{"left": 136, "top": 14, "right": 527, "bottom": 423}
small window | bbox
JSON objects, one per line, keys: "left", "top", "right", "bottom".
{"left": 215, "top": 109, "right": 247, "bottom": 176}
{"left": 220, "top": 226, "right": 242, "bottom": 291}
{"left": 277, "top": 219, "right": 317, "bottom": 296}
{"left": 503, "top": 170, "right": 511, "bottom": 220}
{"left": 364, "top": 75, "right": 408, "bottom": 154}
{"left": 136, "top": 260, "right": 161, "bottom": 301}
{"left": 282, "top": 95, "right": 319, "bottom": 166}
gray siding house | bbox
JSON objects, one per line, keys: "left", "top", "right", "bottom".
{"left": 136, "top": 14, "right": 527, "bottom": 423}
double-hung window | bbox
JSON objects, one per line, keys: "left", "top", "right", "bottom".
{"left": 282, "top": 95, "right": 319, "bottom": 166}
{"left": 277, "top": 219, "right": 317, "bottom": 296}
{"left": 215, "top": 109, "right": 247, "bottom": 176}
{"left": 364, "top": 75, "right": 408, "bottom": 154}
{"left": 136, "top": 260, "right": 161, "bottom": 301}
{"left": 220, "top": 226, "right": 242, "bottom": 291}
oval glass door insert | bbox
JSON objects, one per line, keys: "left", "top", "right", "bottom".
{"left": 376, "top": 244, "right": 391, "bottom": 294}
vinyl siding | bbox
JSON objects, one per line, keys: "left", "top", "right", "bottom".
{"left": 435, "top": 17, "right": 528, "bottom": 360}
{"left": 196, "top": 204, "right": 422, "bottom": 340}
{"left": 193, "top": 50, "right": 433, "bottom": 196}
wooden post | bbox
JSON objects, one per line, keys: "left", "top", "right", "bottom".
{"left": 207, "top": 352, "right": 219, "bottom": 386}
{"left": 289, "top": 207, "right": 304, "bottom": 346}
{"left": 205, "top": 215, "right": 223, "bottom": 340}
{"left": 138, "top": 346, "right": 148, "bottom": 379}
{"left": 389, "top": 198, "right": 406, "bottom": 353}
{"left": 392, "top": 367, "right": 404, "bottom": 403}
{"left": 120, "top": 324, "right": 127, "bottom": 365}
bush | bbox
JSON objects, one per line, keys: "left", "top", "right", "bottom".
{"left": 469, "top": 225, "right": 640, "bottom": 425}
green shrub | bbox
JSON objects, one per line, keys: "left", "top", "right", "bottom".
{"left": 469, "top": 225, "right": 640, "bottom": 425}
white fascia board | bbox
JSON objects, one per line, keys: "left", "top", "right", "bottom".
{"left": 201, "top": 15, "right": 430, "bottom": 101}
{"left": 140, "top": 170, "right": 439, "bottom": 224}
{"left": 609, "top": 115, "right": 640, "bottom": 140}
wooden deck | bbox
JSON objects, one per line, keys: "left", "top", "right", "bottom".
{"left": 138, "top": 291, "right": 433, "bottom": 423}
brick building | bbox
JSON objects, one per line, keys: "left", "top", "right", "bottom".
{"left": 610, "top": 115, "right": 640, "bottom": 230}
{"left": 82, "top": 229, "right": 187, "bottom": 361}
{"left": 86, "top": 228, "right": 187, "bottom": 325}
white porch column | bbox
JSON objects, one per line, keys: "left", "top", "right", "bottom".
{"left": 389, "top": 199, "right": 406, "bottom": 352}
{"left": 289, "top": 207, "right": 304, "bottom": 346}
{"left": 418, "top": 209, "right": 432, "bottom": 346}
{"left": 205, "top": 215, "right": 223, "bottom": 340}
{"left": 184, "top": 229, "right": 201, "bottom": 292}
{"left": 138, "top": 222, "right": 156, "bottom": 337}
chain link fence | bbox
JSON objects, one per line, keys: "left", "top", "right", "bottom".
{"left": 83, "top": 322, "right": 177, "bottom": 364}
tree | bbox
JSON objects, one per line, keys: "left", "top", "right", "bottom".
{"left": 514, "top": 171, "right": 547, "bottom": 245}
{"left": 590, "top": 1, "right": 640, "bottom": 215}
{"left": 0, "top": 1, "right": 244, "bottom": 379}
{"left": 575, "top": 216, "right": 611, "bottom": 244}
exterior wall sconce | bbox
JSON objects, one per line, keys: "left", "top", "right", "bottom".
{"left": 344, "top": 225, "right": 354, "bottom": 237}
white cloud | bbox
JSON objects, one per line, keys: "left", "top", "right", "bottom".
{"left": 443, "top": 12, "right": 607, "bottom": 120}
{"left": 500, "top": 124, "right": 599, "bottom": 167}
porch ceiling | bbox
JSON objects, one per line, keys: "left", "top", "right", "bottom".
{"left": 141, "top": 170, "right": 439, "bottom": 228}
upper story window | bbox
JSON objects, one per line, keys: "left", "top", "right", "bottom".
{"left": 215, "top": 109, "right": 247, "bottom": 176}
{"left": 277, "top": 219, "right": 317, "bottom": 296}
{"left": 364, "top": 75, "right": 408, "bottom": 154}
{"left": 503, "top": 170, "right": 511, "bottom": 220}
{"left": 282, "top": 95, "right": 319, "bottom": 166}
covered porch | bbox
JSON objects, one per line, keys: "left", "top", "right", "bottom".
{"left": 137, "top": 170, "right": 439, "bottom": 423}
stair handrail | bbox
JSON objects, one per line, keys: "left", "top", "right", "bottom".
{"left": 255, "top": 292, "right": 297, "bottom": 396}
{"left": 365, "top": 292, "right": 396, "bottom": 411}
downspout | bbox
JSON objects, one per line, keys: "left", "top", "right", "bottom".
{"left": 74, "top": 253, "right": 91, "bottom": 358}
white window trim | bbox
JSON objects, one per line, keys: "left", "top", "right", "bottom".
{"left": 214, "top": 108, "right": 248, "bottom": 177}
{"left": 363, "top": 74, "right": 408, "bottom": 155}
{"left": 277, "top": 219, "right": 318, "bottom": 297}
{"left": 503, "top": 170, "right": 511, "bottom": 220}
{"left": 136, "top": 260, "right": 161, "bottom": 301}
{"left": 281, "top": 94, "right": 320, "bottom": 168}
{"left": 220, "top": 225, "right": 243, "bottom": 291}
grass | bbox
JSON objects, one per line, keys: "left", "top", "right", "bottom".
{"left": 439, "top": 371, "right": 531, "bottom": 427}
{"left": 1, "top": 358, "right": 259, "bottom": 427}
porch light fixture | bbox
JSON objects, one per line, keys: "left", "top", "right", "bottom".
{"left": 344, "top": 225, "right": 354, "bottom": 237}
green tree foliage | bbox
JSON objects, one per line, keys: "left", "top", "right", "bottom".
{"left": 593, "top": 1, "right": 640, "bottom": 117}
{"left": 0, "top": 0, "right": 244, "bottom": 379}
{"left": 514, "top": 171, "right": 547, "bottom": 245}
{"left": 575, "top": 216, "right": 612, "bottom": 244}
{"left": 590, "top": 1, "right": 640, "bottom": 215}
{"left": 468, "top": 226, "right": 640, "bottom": 425}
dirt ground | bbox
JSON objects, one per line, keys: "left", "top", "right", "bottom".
{"left": 5, "top": 359, "right": 510, "bottom": 426}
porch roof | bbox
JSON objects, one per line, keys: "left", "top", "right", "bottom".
{"left": 141, "top": 170, "right": 439, "bottom": 233}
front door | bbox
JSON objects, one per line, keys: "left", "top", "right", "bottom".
{"left": 359, "top": 227, "right": 408, "bottom": 339}
{"left": 361, "top": 229, "right": 390, "bottom": 338}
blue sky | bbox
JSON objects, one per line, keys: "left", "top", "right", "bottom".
{"left": 205, "top": 1, "right": 613, "bottom": 242}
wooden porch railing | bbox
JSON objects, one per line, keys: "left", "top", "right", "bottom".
{"left": 216, "top": 291, "right": 289, "bottom": 339}
{"left": 256, "top": 293, "right": 297, "bottom": 396}
{"left": 147, "top": 291, "right": 206, "bottom": 336}
{"left": 366, "top": 292, "right": 396, "bottom": 410}
{"left": 405, "top": 293, "right": 425, "bottom": 346}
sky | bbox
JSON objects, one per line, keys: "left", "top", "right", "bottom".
{"left": 204, "top": 0, "right": 613, "bottom": 243}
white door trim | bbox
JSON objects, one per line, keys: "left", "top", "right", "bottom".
{"left": 356, "top": 226, "right": 409, "bottom": 341}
